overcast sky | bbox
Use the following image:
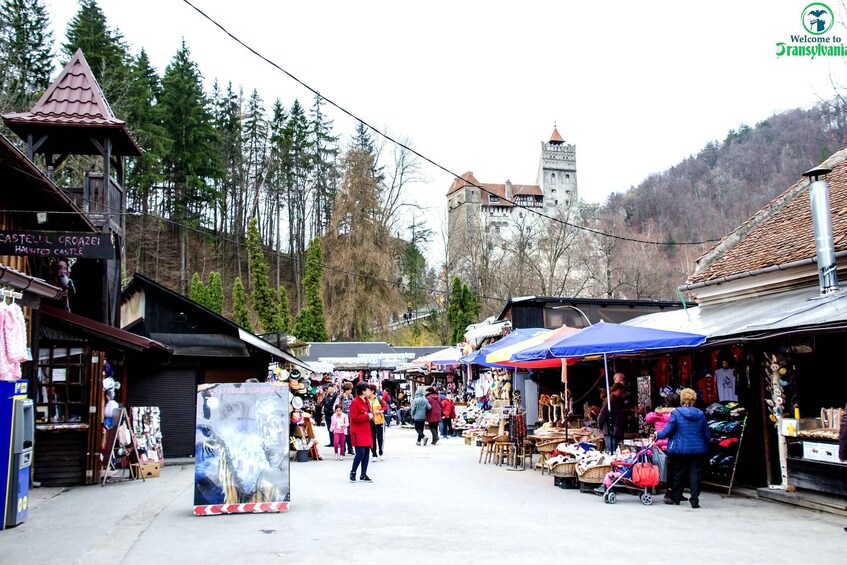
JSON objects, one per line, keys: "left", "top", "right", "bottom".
{"left": 47, "top": 0, "right": 847, "bottom": 258}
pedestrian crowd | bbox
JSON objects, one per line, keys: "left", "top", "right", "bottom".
{"left": 315, "top": 381, "right": 458, "bottom": 482}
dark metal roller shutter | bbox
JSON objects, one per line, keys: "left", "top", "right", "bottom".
{"left": 127, "top": 369, "right": 198, "bottom": 458}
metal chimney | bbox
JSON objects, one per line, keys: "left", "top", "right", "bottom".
{"left": 803, "top": 166, "right": 839, "bottom": 294}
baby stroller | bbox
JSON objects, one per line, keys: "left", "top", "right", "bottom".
{"left": 601, "top": 444, "right": 660, "bottom": 505}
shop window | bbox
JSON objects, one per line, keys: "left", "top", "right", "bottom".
{"left": 36, "top": 345, "right": 86, "bottom": 424}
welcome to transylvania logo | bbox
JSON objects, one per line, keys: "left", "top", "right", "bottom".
{"left": 776, "top": 2, "right": 847, "bottom": 57}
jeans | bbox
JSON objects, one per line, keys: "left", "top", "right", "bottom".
{"left": 669, "top": 454, "right": 704, "bottom": 503}
{"left": 442, "top": 418, "right": 453, "bottom": 437}
{"left": 414, "top": 420, "right": 426, "bottom": 441}
{"left": 428, "top": 421, "right": 439, "bottom": 444}
{"left": 371, "top": 423, "right": 384, "bottom": 456}
{"left": 351, "top": 446, "right": 370, "bottom": 477}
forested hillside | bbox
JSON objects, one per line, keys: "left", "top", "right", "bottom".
{"left": 608, "top": 98, "right": 847, "bottom": 263}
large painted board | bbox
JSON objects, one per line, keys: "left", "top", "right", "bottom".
{"left": 193, "top": 383, "right": 290, "bottom": 515}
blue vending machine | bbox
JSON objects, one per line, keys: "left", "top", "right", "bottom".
{"left": 1, "top": 379, "right": 33, "bottom": 530}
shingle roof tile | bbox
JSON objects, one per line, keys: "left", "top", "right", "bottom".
{"left": 688, "top": 148, "right": 847, "bottom": 284}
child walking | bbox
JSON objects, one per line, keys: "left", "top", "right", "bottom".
{"left": 330, "top": 406, "right": 349, "bottom": 460}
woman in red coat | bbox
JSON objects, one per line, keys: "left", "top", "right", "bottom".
{"left": 348, "top": 382, "right": 374, "bottom": 483}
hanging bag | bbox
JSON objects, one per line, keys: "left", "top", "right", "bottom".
{"left": 632, "top": 460, "right": 660, "bottom": 487}
{"left": 651, "top": 447, "right": 668, "bottom": 483}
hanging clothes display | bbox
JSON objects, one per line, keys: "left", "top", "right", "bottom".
{"left": 715, "top": 366, "right": 738, "bottom": 401}
{"left": 0, "top": 300, "right": 27, "bottom": 381}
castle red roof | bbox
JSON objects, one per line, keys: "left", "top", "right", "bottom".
{"left": 2, "top": 49, "right": 142, "bottom": 156}
{"left": 445, "top": 171, "right": 542, "bottom": 204}
{"left": 549, "top": 127, "right": 564, "bottom": 144}
{"left": 447, "top": 171, "right": 482, "bottom": 196}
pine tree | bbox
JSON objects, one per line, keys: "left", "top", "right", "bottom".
{"left": 294, "top": 237, "right": 328, "bottom": 341}
{"left": 189, "top": 272, "right": 208, "bottom": 307}
{"left": 206, "top": 272, "right": 224, "bottom": 315}
{"left": 232, "top": 276, "right": 252, "bottom": 331}
{"left": 243, "top": 88, "right": 268, "bottom": 222}
{"left": 266, "top": 98, "right": 289, "bottom": 285}
{"left": 0, "top": 0, "right": 54, "bottom": 112}
{"left": 125, "top": 49, "right": 170, "bottom": 212}
{"left": 309, "top": 93, "right": 338, "bottom": 236}
{"left": 160, "top": 40, "right": 220, "bottom": 292}
{"left": 285, "top": 98, "right": 312, "bottom": 311}
{"left": 211, "top": 81, "right": 243, "bottom": 263}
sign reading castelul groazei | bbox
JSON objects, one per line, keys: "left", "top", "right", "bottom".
{"left": 0, "top": 231, "right": 115, "bottom": 259}
{"left": 777, "top": 3, "right": 847, "bottom": 57}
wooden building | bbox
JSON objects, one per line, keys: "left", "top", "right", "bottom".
{"left": 1, "top": 50, "right": 162, "bottom": 486}
{"left": 121, "top": 273, "right": 312, "bottom": 458}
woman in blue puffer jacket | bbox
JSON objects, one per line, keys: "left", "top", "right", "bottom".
{"left": 656, "top": 388, "right": 710, "bottom": 508}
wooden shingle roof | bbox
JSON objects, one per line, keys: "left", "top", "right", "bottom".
{"left": 688, "top": 148, "right": 847, "bottom": 285}
{"left": 2, "top": 49, "right": 142, "bottom": 156}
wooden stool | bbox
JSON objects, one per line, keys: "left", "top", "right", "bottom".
{"left": 479, "top": 434, "right": 496, "bottom": 464}
{"left": 494, "top": 438, "right": 513, "bottom": 466}
{"left": 516, "top": 440, "right": 534, "bottom": 469}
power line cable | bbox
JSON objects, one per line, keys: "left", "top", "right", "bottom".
{"left": 178, "top": 0, "right": 722, "bottom": 247}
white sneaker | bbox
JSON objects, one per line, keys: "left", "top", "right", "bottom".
{"left": 340, "top": 455, "right": 344, "bottom": 461}
{"left": 372, "top": 456, "right": 379, "bottom": 463}
{"left": 334, "top": 454, "right": 338, "bottom": 460}
{"left": 379, "top": 455, "right": 384, "bottom": 461}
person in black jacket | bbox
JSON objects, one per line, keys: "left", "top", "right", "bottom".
{"left": 598, "top": 383, "right": 626, "bottom": 453}
{"left": 322, "top": 385, "right": 338, "bottom": 447}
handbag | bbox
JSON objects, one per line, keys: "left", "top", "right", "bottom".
{"left": 632, "top": 461, "right": 660, "bottom": 487}
{"left": 651, "top": 447, "right": 668, "bottom": 483}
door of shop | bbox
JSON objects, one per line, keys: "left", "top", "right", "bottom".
{"left": 127, "top": 368, "right": 198, "bottom": 458}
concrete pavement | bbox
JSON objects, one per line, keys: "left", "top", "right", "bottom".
{"left": 1, "top": 425, "right": 845, "bottom": 564}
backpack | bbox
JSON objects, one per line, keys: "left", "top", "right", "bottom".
{"left": 631, "top": 461, "right": 660, "bottom": 487}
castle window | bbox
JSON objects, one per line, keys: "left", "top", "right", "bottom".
{"left": 555, "top": 200, "right": 558, "bottom": 205}
{"left": 551, "top": 189, "right": 557, "bottom": 194}
{"left": 489, "top": 195, "right": 499, "bottom": 203}
{"left": 551, "top": 173, "right": 556, "bottom": 183}
{"left": 565, "top": 174, "right": 570, "bottom": 179}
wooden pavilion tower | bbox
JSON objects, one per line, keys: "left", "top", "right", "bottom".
{"left": 2, "top": 49, "right": 142, "bottom": 326}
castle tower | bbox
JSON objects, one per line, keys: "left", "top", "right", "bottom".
{"left": 537, "top": 126, "right": 577, "bottom": 216}
{"left": 446, "top": 171, "right": 483, "bottom": 271}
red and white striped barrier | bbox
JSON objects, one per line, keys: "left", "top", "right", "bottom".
{"left": 193, "top": 502, "right": 289, "bottom": 516}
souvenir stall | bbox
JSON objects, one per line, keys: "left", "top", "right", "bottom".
{"left": 758, "top": 335, "right": 847, "bottom": 498}
{"left": 267, "top": 367, "right": 320, "bottom": 461}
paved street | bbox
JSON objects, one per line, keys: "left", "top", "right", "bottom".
{"left": 1, "top": 426, "right": 845, "bottom": 564}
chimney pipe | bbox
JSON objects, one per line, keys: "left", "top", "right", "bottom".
{"left": 505, "top": 180, "right": 512, "bottom": 200}
{"left": 803, "top": 166, "right": 839, "bottom": 295}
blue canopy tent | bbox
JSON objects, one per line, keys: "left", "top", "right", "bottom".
{"left": 459, "top": 328, "right": 549, "bottom": 367}
{"left": 511, "top": 321, "right": 707, "bottom": 412}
